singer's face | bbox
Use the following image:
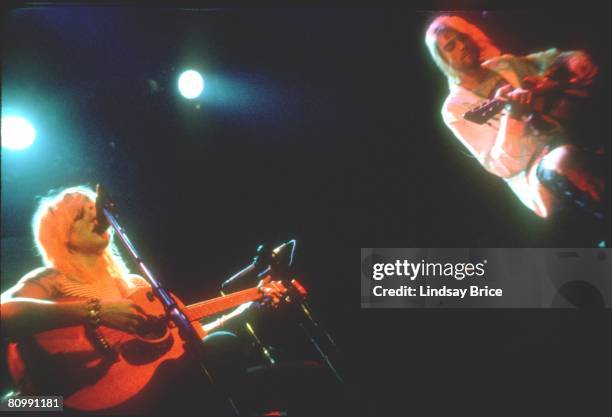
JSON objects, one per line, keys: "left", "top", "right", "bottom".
{"left": 436, "top": 29, "right": 480, "bottom": 72}
{"left": 67, "top": 197, "right": 110, "bottom": 255}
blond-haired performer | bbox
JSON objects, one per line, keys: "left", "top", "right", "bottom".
{"left": 425, "top": 15, "right": 603, "bottom": 221}
{"left": 1, "top": 185, "right": 285, "bottom": 413}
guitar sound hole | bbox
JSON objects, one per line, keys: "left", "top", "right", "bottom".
{"left": 136, "top": 316, "right": 168, "bottom": 340}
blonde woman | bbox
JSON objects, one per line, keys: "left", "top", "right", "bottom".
{"left": 2, "top": 186, "right": 148, "bottom": 338}
{"left": 1, "top": 185, "right": 285, "bottom": 413}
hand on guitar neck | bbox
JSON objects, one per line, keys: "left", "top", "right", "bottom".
{"left": 257, "top": 276, "right": 288, "bottom": 309}
{"left": 464, "top": 73, "right": 583, "bottom": 127}
{"left": 494, "top": 73, "right": 571, "bottom": 106}
{"left": 493, "top": 83, "right": 534, "bottom": 116}
{"left": 496, "top": 84, "right": 530, "bottom": 103}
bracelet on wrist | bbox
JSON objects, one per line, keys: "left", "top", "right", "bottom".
{"left": 84, "top": 298, "right": 113, "bottom": 353}
{"left": 85, "top": 298, "right": 102, "bottom": 328}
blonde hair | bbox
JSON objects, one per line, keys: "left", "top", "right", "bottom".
{"left": 32, "top": 185, "right": 131, "bottom": 283}
{"left": 425, "top": 15, "right": 501, "bottom": 85}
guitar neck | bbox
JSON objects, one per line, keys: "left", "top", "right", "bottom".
{"left": 463, "top": 77, "right": 575, "bottom": 125}
{"left": 183, "top": 287, "right": 263, "bottom": 322}
{"left": 463, "top": 98, "right": 506, "bottom": 125}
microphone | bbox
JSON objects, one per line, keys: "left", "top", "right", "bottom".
{"left": 221, "top": 244, "right": 271, "bottom": 290}
{"left": 221, "top": 240, "right": 296, "bottom": 290}
{"left": 93, "top": 184, "right": 111, "bottom": 235}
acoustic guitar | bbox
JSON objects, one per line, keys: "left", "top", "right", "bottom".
{"left": 6, "top": 279, "right": 292, "bottom": 411}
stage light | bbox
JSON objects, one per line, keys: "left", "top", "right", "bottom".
{"left": 1, "top": 116, "right": 36, "bottom": 150}
{"left": 178, "top": 70, "right": 204, "bottom": 99}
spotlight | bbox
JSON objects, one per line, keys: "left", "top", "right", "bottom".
{"left": 1, "top": 116, "right": 36, "bottom": 150}
{"left": 178, "top": 70, "right": 204, "bottom": 99}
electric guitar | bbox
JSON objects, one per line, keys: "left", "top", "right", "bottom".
{"left": 463, "top": 75, "right": 584, "bottom": 135}
{"left": 464, "top": 52, "right": 594, "bottom": 136}
{"left": 6, "top": 279, "right": 295, "bottom": 411}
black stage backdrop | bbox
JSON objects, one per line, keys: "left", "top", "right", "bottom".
{"left": 1, "top": 5, "right": 610, "bottom": 416}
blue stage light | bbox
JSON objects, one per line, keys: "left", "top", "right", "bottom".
{"left": 1, "top": 116, "right": 36, "bottom": 150}
{"left": 178, "top": 70, "right": 204, "bottom": 99}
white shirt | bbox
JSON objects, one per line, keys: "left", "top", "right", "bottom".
{"left": 441, "top": 82, "right": 555, "bottom": 217}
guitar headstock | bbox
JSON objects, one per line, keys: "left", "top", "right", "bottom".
{"left": 464, "top": 100, "right": 507, "bottom": 125}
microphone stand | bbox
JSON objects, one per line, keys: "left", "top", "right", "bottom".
{"left": 96, "top": 186, "right": 241, "bottom": 416}
{"left": 219, "top": 242, "right": 293, "bottom": 366}
{"left": 292, "top": 300, "right": 344, "bottom": 385}
{"left": 273, "top": 267, "right": 345, "bottom": 386}
{"left": 222, "top": 241, "right": 345, "bottom": 386}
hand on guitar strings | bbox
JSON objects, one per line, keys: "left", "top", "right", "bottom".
{"left": 99, "top": 299, "right": 149, "bottom": 334}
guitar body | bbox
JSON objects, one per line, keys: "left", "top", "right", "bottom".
{"left": 8, "top": 288, "right": 204, "bottom": 411}
{"left": 7, "top": 280, "right": 276, "bottom": 411}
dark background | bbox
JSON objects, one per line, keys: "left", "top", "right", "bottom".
{"left": 1, "top": 4, "right": 610, "bottom": 416}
